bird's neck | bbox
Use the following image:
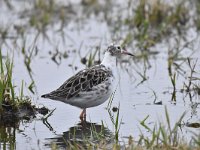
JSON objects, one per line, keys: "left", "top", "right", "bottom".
{"left": 101, "top": 52, "right": 117, "bottom": 70}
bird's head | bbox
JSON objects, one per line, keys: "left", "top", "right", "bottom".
{"left": 106, "top": 44, "right": 134, "bottom": 57}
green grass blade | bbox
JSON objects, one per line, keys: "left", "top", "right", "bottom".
{"left": 165, "top": 106, "right": 171, "bottom": 132}
{"left": 0, "top": 82, "right": 4, "bottom": 109}
{"left": 115, "top": 104, "right": 120, "bottom": 142}
{"left": 7, "top": 61, "right": 15, "bottom": 100}
{"left": 0, "top": 49, "right": 4, "bottom": 74}
{"left": 160, "top": 125, "right": 168, "bottom": 147}
{"left": 20, "top": 80, "right": 24, "bottom": 100}
{"left": 140, "top": 115, "right": 151, "bottom": 131}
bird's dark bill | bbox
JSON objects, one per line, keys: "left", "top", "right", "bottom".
{"left": 121, "top": 50, "right": 134, "bottom": 56}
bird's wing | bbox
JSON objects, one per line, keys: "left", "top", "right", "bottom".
{"left": 43, "top": 65, "right": 112, "bottom": 100}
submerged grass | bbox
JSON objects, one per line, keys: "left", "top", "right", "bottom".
{"left": 106, "top": 85, "right": 122, "bottom": 143}
{"left": 170, "top": 73, "right": 177, "bottom": 102}
{"left": 136, "top": 107, "right": 200, "bottom": 150}
{"left": 183, "top": 58, "right": 199, "bottom": 93}
{"left": 125, "top": 108, "right": 199, "bottom": 149}
{"left": 48, "top": 106, "right": 200, "bottom": 150}
{"left": 124, "top": 0, "right": 189, "bottom": 49}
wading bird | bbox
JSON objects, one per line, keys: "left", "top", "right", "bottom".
{"left": 41, "top": 44, "right": 134, "bottom": 121}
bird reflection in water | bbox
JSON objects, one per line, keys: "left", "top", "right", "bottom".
{"left": 45, "top": 120, "right": 113, "bottom": 149}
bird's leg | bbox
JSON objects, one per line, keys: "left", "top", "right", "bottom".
{"left": 79, "top": 108, "right": 86, "bottom": 121}
{"left": 83, "top": 109, "right": 86, "bottom": 119}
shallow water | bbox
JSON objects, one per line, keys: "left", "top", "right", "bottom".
{"left": 0, "top": 0, "right": 200, "bottom": 149}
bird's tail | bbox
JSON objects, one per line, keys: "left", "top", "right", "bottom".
{"left": 41, "top": 94, "right": 49, "bottom": 98}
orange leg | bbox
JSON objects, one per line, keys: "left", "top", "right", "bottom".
{"left": 79, "top": 108, "right": 86, "bottom": 121}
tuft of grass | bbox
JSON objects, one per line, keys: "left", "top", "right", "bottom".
{"left": 0, "top": 50, "right": 14, "bottom": 109}
{"left": 48, "top": 106, "right": 200, "bottom": 150}
{"left": 124, "top": 0, "right": 189, "bottom": 49}
{"left": 0, "top": 50, "right": 39, "bottom": 116}
{"left": 137, "top": 106, "right": 190, "bottom": 149}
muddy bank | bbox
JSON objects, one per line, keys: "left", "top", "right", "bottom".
{"left": 0, "top": 100, "right": 49, "bottom": 126}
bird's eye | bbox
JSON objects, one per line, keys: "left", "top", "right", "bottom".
{"left": 117, "top": 46, "right": 121, "bottom": 50}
